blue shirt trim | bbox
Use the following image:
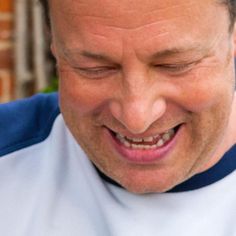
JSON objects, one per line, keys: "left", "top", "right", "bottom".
{"left": 0, "top": 93, "right": 60, "bottom": 157}
{"left": 169, "top": 145, "right": 236, "bottom": 192}
{"left": 96, "top": 145, "right": 236, "bottom": 192}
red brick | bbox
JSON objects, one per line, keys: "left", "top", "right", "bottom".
{"left": 0, "top": 0, "right": 13, "bottom": 13}
{"left": 0, "top": 76, "right": 2, "bottom": 96}
{"left": 0, "top": 70, "right": 13, "bottom": 102}
{"left": 0, "top": 19, "right": 13, "bottom": 40}
{"left": 0, "top": 19, "right": 12, "bottom": 30}
{"left": 0, "top": 47, "right": 13, "bottom": 69}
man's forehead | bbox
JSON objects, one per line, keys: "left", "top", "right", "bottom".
{"left": 50, "top": 0, "right": 224, "bottom": 31}
{"left": 51, "top": 0, "right": 212, "bottom": 17}
{"left": 51, "top": 0, "right": 229, "bottom": 62}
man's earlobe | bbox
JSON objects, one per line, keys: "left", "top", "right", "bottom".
{"left": 50, "top": 44, "right": 56, "bottom": 57}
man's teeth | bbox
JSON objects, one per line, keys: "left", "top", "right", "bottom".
{"left": 125, "top": 134, "right": 160, "bottom": 143}
{"left": 115, "top": 128, "right": 175, "bottom": 149}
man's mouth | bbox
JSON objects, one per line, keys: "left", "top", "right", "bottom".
{"left": 115, "top": 128, "right": 176, "bottom": 150}
{"left": 107, "top": 125, "right": 182, "bottom": 163}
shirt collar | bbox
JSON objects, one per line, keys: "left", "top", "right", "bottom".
{"left": 95, "top": 145, "right": 236, "bottom": 192}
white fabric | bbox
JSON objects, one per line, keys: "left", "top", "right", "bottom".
{"left": 0, "top": 115, "right": 236, "bottom": 236}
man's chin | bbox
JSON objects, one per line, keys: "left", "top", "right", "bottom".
{"left": 116, "top": 175, "right": 183, "bottom": 194}
{"left": 120, "top": 183, "right": 174, "bottom": 194}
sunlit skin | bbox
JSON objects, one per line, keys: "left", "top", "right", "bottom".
{"left": 50, "top": 0, "right": 236, "bottom": 193}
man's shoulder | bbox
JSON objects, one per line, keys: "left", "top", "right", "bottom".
{"left": 0, "top": 93, "right": 60, "bottom": 157}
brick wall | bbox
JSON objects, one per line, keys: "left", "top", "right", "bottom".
{"left": 0, "top": 0, "right": 14, "bottom": 103}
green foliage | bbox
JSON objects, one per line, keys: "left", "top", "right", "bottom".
{"left": 42, "top": 77, "right": 58, "bottom": 93}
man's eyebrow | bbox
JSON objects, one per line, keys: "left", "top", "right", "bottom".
{"left": 150, "top": 44, "right": 206, "bottom": 59}
{"left": 64, "top": 49, "right": 114, "bottom": 62}
{"left": 63, "top": 44, "right": 206, "bottom": 62}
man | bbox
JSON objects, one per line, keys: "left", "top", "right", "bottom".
{"left": 0, "top": 0, "right": 236, "bottom": 235}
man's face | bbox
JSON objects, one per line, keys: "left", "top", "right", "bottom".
{"left": 50, "top": 0, "right": 236, "bottom": 193}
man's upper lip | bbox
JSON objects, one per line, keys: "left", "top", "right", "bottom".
{"left": 105, "top": 124, "right": 182, "bottom": 139}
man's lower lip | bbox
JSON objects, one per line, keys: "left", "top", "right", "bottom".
{"left": 106, "top": 125, "right": 182, "bottom": 164}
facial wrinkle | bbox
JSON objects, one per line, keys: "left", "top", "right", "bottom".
{"left": 64, "top": 0, "right": 198, "bottom": 30}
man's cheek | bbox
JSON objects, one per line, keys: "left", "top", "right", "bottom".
{"left": 172, "top": 77, "right": 228, "bottom": 113}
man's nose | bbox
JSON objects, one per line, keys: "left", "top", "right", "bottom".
{"left": 109, "top": 74, "right": 167, "bottom": 134}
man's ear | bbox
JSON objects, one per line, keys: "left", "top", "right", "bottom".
{"left": 50, "top": 43, "right": 56, "bottom": 58}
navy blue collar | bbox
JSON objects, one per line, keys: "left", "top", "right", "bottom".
{"left": 95, "top": 145, "right": 236, "bottom": 192}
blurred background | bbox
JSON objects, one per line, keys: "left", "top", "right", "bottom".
{"left": 0, "top": 0, "right": 56, "bottom": 103}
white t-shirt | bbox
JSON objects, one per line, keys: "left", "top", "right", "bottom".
{"left": 0, "top": 93, "right": 236, "bottom": 236}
